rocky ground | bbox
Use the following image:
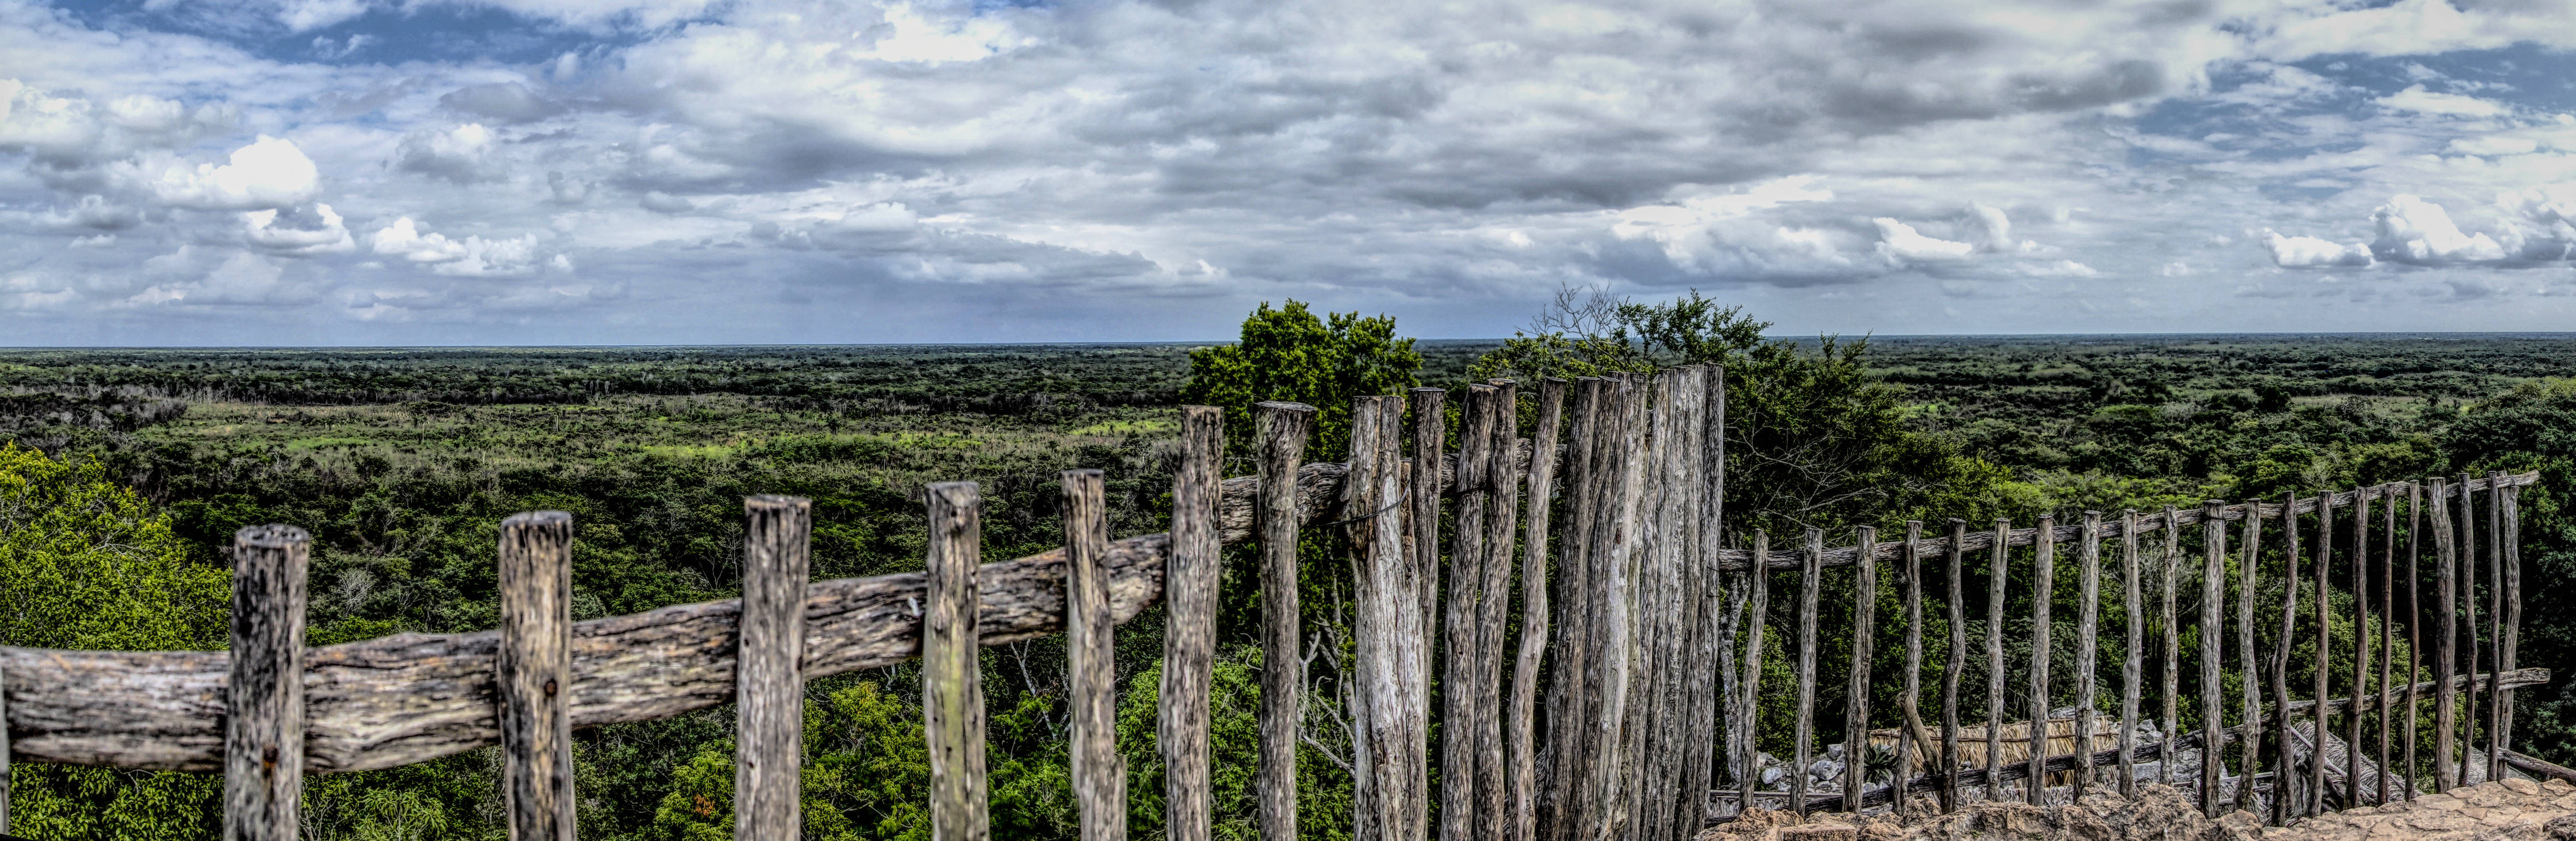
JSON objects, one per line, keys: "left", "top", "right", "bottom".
{"left": 1706, "top": 779, "right": 2576, "bottom": 841}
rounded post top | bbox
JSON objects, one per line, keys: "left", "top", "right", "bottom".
{"left": 234, "top": 524, "right": 310, "bottom": 547}
{"left": 1060, "top": 467, "right": 1105, "bottom": 479}
{"left": 928, "top": 480, "right": 980, "bottom": 500}
{"left": 745, "top": 494, "right": 810, "bottom": 512}
{"left": 500, "top": 511, "right": 572, "bottom": 529}
{"left": 1409, "top": 387, "right": 1444, "bottom": 395}
{"left": 1253, "top": 401, "right": 1316, "bottom": 414}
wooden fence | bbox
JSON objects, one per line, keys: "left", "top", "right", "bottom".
{"left": 0, "top": 366, "right": 2547, "bottom": 840}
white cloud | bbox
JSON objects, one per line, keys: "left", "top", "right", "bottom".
{"left": 393, "top": 123, "right": 505, "bottom": 184}
{"left": 1873, "top": 218, "right": 1976, "bottom": 265}
{"left": 2371, "top": 194, "right": 2510, "bottom": 265}
{"left": 242, "top": 202, "right": 353, "bottom": 255}
{"left": 2378, "top": 85, "right": 2510, "bottom": 118}
{"left": 2265, "top": 230, "right": 2373, "bottom": 268}
{"left": 370, "top": 217, "right": 555, "bottom": 277}
{"left": 153, "top": 135, "right": 320, "bottom": 211}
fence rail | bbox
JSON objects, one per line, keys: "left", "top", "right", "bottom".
{"left": 0, "top": 369, "right": 2544, "bottom": 841}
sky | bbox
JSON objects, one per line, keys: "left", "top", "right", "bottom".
{"left": 8, "top": 0, "right": 2576, "bottom": 344}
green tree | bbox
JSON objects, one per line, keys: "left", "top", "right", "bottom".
{"left": 0, "top": 442, "right": 230, "bottom": 840}
{"left": 1181, "top": 300, "right": 1421, "bottom": 461}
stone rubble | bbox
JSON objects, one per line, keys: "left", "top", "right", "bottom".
{"left": 1706, "top": 779, "right": 2576, "bottom": 841}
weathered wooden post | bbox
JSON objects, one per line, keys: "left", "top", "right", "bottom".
{"left": 2433, "top": 477, "right": 2458, "bottom": 793}
{"left": 1590, "top": 376, "right": 1646, "bottom": 832}
{"left": 2404, "top": 481, "right": 2422, "bottom": 801}
{"left": 739, "top": 496, "right": 811, "bottom": 841}
{"left": 1409, "top": 387, "right": 1445, "bottom": 696}
{"left": 2458, "top": 474, "right": 2477, "bottom": 788}
{"left": 1902, "top": 520, "right": 1926, "bottom": 817}
{"left": 1942, "top": 518, "right": 1967, "bottom": 812}
{"left": 2500, "top": 478, "right": 2521, "bottom": 778}
{"left": 2158, "top": 506, "right": 2178, "bottom": 789}
{"left": 2238, "top": 503, "right": 2264, "bottom": 814}
{"left": 1543, "top": 379, "right": 1601, "bottom": 841}
{"left": 1985, "top": 518, "right": 2009, "bottom": 803}
{"left": 2378, "top": 485, "right": 2396, "bottom": 804}
{"left": 498, "top": 513, "right": 574, "bottom": 841}
{"left": 2311, "top": 491, "right": 2330, "bottom": 816}
{"left": 1441, "top": 385, "right": 1495, "bottom": 841}
{"left": 1476, "top": 380, "right": 1522, "bottom": 841}
{"left": 2485, "top": 472, "right": 2505, "bottom": 783}
{"left": 1844, "top": 526, "right": 1878, "bottom": 813}
{"left": 2272, "top": 493, "right": 2301, "bottom": 824}
{"left": 1351, "top": 395, "right": 1425, "bottom": 841}
{"left": 1741, "top": 531, "right": 1771, "bottom": 815}
{"left": 925, "top": 483, "right": 989, "bottom": 841}
{"left": 2075, "top": 512, "right": 2099, "bottom": 802}
{"left": 2026, "top": 515, "right": 2054, "bottom": 807}
{"left": 1256, "top": 402, "right": 1314, "bottom": 841}
{"left": 2121, "top": 510, "right": 2142, "bottom": 799}
{"left": 2199, "top": 501, "right": 2224, "bottom": 818}
{"left": 1684, "top": 366, "right": 1726, "bottom": 835}
{"left": 1064, "top": 470, "right": 1125, "bottom": 841}
{"left": 1794, "top": 527, "right": 1823, "bottom": 816}
{"left": 227, "top": 525, "right": 310, "bottom": 841}
{"left": 1, "top": 657, "right": 9, "bottom": 836}
{"left": 2349, "top": 487, "right": 2370, "bottom": 804}
{"left": 1165, "top": 407, "right": 1223, "bottom": 841}
{"left": 1506, "top": 380, "right": 1566, "bottom": 841}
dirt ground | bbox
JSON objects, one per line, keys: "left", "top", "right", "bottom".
{"left": 1705, "top": 779, "right": 2576, "bottom": 841}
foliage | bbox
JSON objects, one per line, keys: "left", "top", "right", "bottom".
{"left": 1180, "top": 300, "right": 1422, "bottom": 462}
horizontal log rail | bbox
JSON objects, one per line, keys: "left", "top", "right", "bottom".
{"left": 0, "top": 448, "right": 1527, "bottom": 774}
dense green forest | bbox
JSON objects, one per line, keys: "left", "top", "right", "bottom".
{"left": 6, "top": 309, "right": 2576, "bottom": 839}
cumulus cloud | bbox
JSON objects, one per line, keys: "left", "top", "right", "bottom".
{"left": 2371, "top": 195, "right": 2510, "bottom": 265}
{"left": 153, "top": 135, "right": 319, "bottom": 211}
{"left": 242, "top": 202, "right": 352, "bottom": 255}
{"left": 2378, "top": 85, "right": 2510, "bottom": 118}
{"left": 1873, "top": 218, "right": 1977, "bottom": 265}
{"left": 394, "top": 123, "right": 505, "bottom": 183}
{"left": 2266, "top": 230, "right": 2374, "bottom": 268}
{"left": 370, "top": 217, "right": 556, "bottom": 277}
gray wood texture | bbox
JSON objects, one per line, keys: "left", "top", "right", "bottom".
{"left": 1591, "top": 375, "right": 1646, "bottom": 837}
{"left": 2378, "top": 482, "right": 2395, "bottom": 804}
{"left": 1901, "top": 520, "right": 1924, "bottom": 819}
{"left": 2405, "top": 482, "right": 2421, "bottom": 801}
{"left": 2312, "top": 492, "right": 2330, "bottom": 816}
{"left": 1541, "top": 378, "right": 1600, "bottom": 841}
{"left": 2349, "top": 487, "right": 2369, "bottom": 804}
{"left": 1506, "top": 379, "right": 1565, "bottom": 841}
{"left": 925, "top": 483, "right": 990, "bottom": 841}
{"left": 1064, "top": 470, "right": 1125, "bottom": 841}
{"left": 1844, "top": 526, "right": 1877, "bottom": 812}
{"left": 1985, "top": 518, "right": 2008, "bottom": 803}
{"left": 1477, "top": 380, "right": 1523, "bottom": 841}
{"left": 1793, "top": 527, "right": 1823, "bottom": 817}
{"left": 1255, "top": 402, "right": 1313, "bottom": 841}
{"left": 2199, "top": 501, "right": 2225, "bottom": 818}
{"left": 1, "top": 658, "right": 9, "bottom": 836}
{"left": 2120, "top": 510, "right": 2141, "bottom": 800}
{"left": 2159, "top": 506, "right": 2179, "bottom": 788}
{"left": 2486, "top": 472, "right": 2505, "bottom": 782}
{"left": 1440, "top": 385, "right": 1494, "bottom": 841}
{"left": 498, "top": 513, "right": 574, "bottom": 841}
{"left": 1684, "top": 366, "right": 1725, "bottom": 834}
{"left": 738, "top": 495, "right": 811, "bottom": 841}
{"left": 1351, "top": 394, "right": 1427, "bottom": 841}
{"left": 2237, "top": 505, "right": 2264, "bottom": 814}
{"left": 1163, "top": 407, "right": 1222, "bottom": 841}
{"left": 2459, "top": 473, "right": 2478, "bottom": 789}
{"left": 1942, "top": 519, "right": 1966, "bottom": 812}
{"left": 2501, "top": 482, "right": 2522, "bottom": 778}
{"left": 226, "top": 525, "right": 310, "bottom": 841}
{"left": 2273, "top": 493, "right": 2300, "bottom": 824}
{"left": 2074, "top": 512, "right": 2099, "bottom": 803}
{"left": 2025, "top": 515, "right": 2053, "bottom": 807}
{"left": 1739, "top": 531, "right": 1771, "bottom": 816}
{"left": 1410, "top": 387, "right": 1446, "bottom": 734}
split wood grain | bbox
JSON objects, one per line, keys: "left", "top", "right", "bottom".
{"left": 2236, "top": 505, "right": 2263, "bottom": 814}
{"left": 2500, "top": 481, "right": 2522, "bottom": 778}
{"left": 1844, "top": 526, "right": 1878, "bottom": 813}
{"left": 2159, "top": 506, "right": 2179, "bottom": 789}
{"left": 1350, "top": 395, "right": 1426, "bottom": 841}
{"left": 1439, "top": 384, "right": 1494, "bottom": 841}
{"left": 1163, "top": 407, "right": 1223, "bottom": 841}
{"left": 2311, "top": 492, "right": 2330, "bottom": 817}
{"left": 1540, "top": 378, "right": 1601, "bottom": 841}
{"left": 2404, "top": 482, "right": 2421, "bottom": 802}
{"left": 499, "top": 513, "right": 575, "bottom": 841}
{"left": 1410, "top": 387, "right": 1446, "bottom": 726}
{"left": 2434, "top": 476, "right": 2459, "bottom": 793}
{"left": 1253, "top": 404, "right": 1312, "bottom": 841}
{"left": 2459, "top": 473, "right": 2479, "bottom": 790}
{"left": 1901, "top": 520, "right": 1925, "bottom": 819}
{"left": 2349, "top": 487, "right": 2369, "bottom": 805}
{"left": 2486, "top": 471, "right": 2505, "bottom": 783}
{"left": 1064, "top": 470, "right": 1125, "bottom": 841}
{"left": 1985, "top": 518, "right": 2009, "bottom": 803}
{"left": 1684, "top": 366, "right": 1726, "bottom": 835}
{"left": 1585, "top": 375, "right": 1645, "bottom": 837}
{"left": 1793, "top": 527, "right": 1824, "bottom": 817}
{"left": 2025, "top": 515, "right": 2054, "bottom": 807}
{"left": 1477, "top": 381, "right": 1523, "bottom": 841}
{"left": 2074, "top": 512, "right": 2099, "bottom": 803}
{"left": 738, "top": 496, "right": 811, "bottom": 841}
{"left": 925, "top": 484, "right": 990, "bottom": 841}
{"left": 2199, "top": 501, "right": 2225, "bottom": 818}
{"left": 227, "top": 525, "right": 310, "bottom": 841}
{"left": 1941, "top": 518, "right": 1966, "bottom": 812}
{"left": 1739, "top": 531, "right": 1771, "bottom": 817}
{"left": 2377, "top": 482, "right": 2394, "bottom": 804}
{"left": 1505, "top": 379, "right": 1565, "bottom": 841}
{"left": 2271, "top": 493, "right": 2300, "bottom": 824}
{"left": 2119, "top": 510, "right": 2141, "bottom": 801}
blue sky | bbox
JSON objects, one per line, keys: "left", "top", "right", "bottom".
{"left": 7, "top": 0, "right": 2576, "bottom": 344}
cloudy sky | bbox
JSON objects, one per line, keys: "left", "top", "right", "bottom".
{"left": 7, "top": 0, "right": 2576, "bottom": 344}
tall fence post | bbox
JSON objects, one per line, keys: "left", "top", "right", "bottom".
{"left": 2433, "top": 477, "right": 2458, "bottom": 793}
{"left": 1065, "top": 470, "right": 1124, "bottom": 841}
{"left": 1843, "top": 526, "right": 1877, "bottom": 813}
{"left": 497, "top": 513, "right": 574, "bottom": 841}
{"left": 2158, "top": 506, "right": 2179, "bottom": 789}
{"left": 2500, "top": 478, "right": 2522, "bottom": 776}
{"left": 2198, "top": 501, "right": 2224, "bottom": 818}
{"left": 2075, "top": 512, "right": 2100, "bottom": 803}
{"left": 2377, "top": 485, "right": 2396, "bottom": 804}
{"left": 739, "top": 496, "right": 811, "bottom": 841}
{"left": 1, "top": 657, "right": 9, "bottom": 836}
{"left": 1506, "top": 379, "right": 1566, "bottom": 841}
{"left": 1740, "top": 531, "right": 1771, "bottom": 816}
{"left": 2485, "top": 472, "right": 2505, "bottom": 783}
{"left": 1440, "top": 385, "right": 1494, "bottom": 841}
{"left": 1255, "top": 402, "right": 1314, "bottom": 841}
{"left": 2026, "top": 515, "right": 2054, "bottom": 807}
{"left": 1984, "top": 518, "right": 2009, "bottom": 804}
{"left": 2349, "top": 486, "right": 2370, "bottom": 804}
{"left": 2238, "top": 504, "right": 2265, "bottom": 814}
{"left": 2404, "top": 481, "right": 2422, "bottom": 802}
{"left": 1901, "top": 519, "right": 1925, "bottom": 818}
{"left": 2120, "top": 510, "right": 2141, "bottom": 799}
{"left": 1476, "top": 379, "right": 1522, "bottom": 841}
{"left": 1350, "top": 395, "right": 1425, "bottom": 841}
{"left": 1681, "top": 365, "right": 1725, "bottom": 837}
{"left": 925, "top": 483, "right": 989, "bottom": 841}
{"left": 2311, "top": 492, "right": 2331, "bottom": 816}
{"left": 1793, "top": 527, "right": 1822, "bottom": 817}
{"left": 1165, "top": 407, "right": 1223, "bottom": 841}
{"left": 1543, "top": 379, "right": 1601, "bottom": 841}
{"left": 2272, "top": 493, "right": 2301, "bottom": 824}
{"left": 1941, "top": 519, "right": 1967, "bottom": 812}
{"left": 226, "top": 525, "right": 310, "bottom": 841}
